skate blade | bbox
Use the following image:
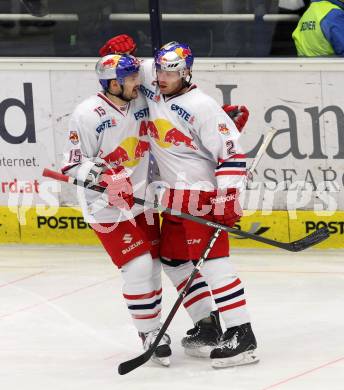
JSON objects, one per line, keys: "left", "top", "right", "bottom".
{"left": 211, "top": 350, "right": 259, "bottom": 368}
{"left": 151, "top": 355, "right": 170, "bottom": 367}
{"left": 184, "top": 345, "right": 214, "bottom": 358}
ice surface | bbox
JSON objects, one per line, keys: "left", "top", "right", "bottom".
{"left": 0, "top": 245, "right": 343, "bottom": 390}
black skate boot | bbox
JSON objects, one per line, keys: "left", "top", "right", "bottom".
{"left": 139, "top": 327, "right": 172, "bottom": 367}
{"left": 181, "top": 311, "right": 223, "bottom": 358}
{"left": 210, "top": 322, "right": 258, "bottom": 368}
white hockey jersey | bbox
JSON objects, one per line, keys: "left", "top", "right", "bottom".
{"left": 61, "top": 92, "right": 150, "bottom": 223}
{"left": 139, "top": 60, "right": 247, "bottom": 191}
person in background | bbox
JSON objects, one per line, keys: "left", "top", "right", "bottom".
{"left": 270, "top": 0, "right": 310, "bottom": 55}
{"left": 292, "top": 0, "right": 344, "bottom": 56}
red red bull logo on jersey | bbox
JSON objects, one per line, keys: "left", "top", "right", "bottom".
{"left": 139, "top": 120, "right": 159, "bottom": 138}
{"left": 164, "top": 128, "right": 197, "bottom": 150}
{"left": 103, "top": 137, "right": 149, "bottom": 168}
{"left": 134, "top": 140, "right": 150, "bottom": 158}
{"left": 105, "top": 145, "right": 130, "bottom": 166}
{"left": 144, "top": 118, "right": 198, "bottom": 150}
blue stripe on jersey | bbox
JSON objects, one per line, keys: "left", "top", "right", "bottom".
{"left": 214, "top": 288, "right": 244, "bottom": 304}
{"left": 128, "top": 297, "right": 162, "bottom": 311}
{"left": 185, "top": 281, "right": 208, "bottom": 297}
{"left": 216, "top": 162, "right": 246, "bottom": 170}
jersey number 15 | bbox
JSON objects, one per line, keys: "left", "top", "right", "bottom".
{"left": 69, "top": 149, "right": 82, "bottom": 163}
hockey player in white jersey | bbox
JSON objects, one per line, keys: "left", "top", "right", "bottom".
{"left": 137, "top": 42, "right": 259, "bottom": 368}
{"left": 98, "top": 35, "right": 257, "bottom": 367}
{"left": 61, "top": 54, "right": 171, "bottom": 366}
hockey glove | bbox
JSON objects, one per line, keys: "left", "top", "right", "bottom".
{"left": 210, "top": 188, "right": 242, "bottom": 227}
{"left": 99, "top": 34, "right": 137, "bottom": 56}
{"left": 222, "top": 105, "right": 249, "bottom": 132}
{"left": 99, "top": 167, "right": 134, "bottom": 209}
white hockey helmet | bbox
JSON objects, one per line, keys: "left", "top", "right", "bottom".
{"left": 95, "top": 54, "right": 140, "bottom": 90}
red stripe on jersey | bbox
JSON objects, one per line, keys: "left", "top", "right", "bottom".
{"left": 212, "top": 278, "right": 241, "bottom": 295}
{"left": 184, "top": 291, "right": 211, "bottom": 308}
{"left": 123, "top": 288, "right": 162, "bottom": 300}
{"left": 215, "top": 171, "right": 247, "bottom": 176}
{"left": 177, "top": 273, "right": 202, "bottom": 291}
{"left": 132, "top": 309, "right": 161, "bottom": 320}
{"left": 218, "top": 299, "right": 246, "bottom": 312}
{"left": 218, "top": 154, "right": 247, "bottom": 163}
{"left": 97, "top": 92, "right": 128, "bottom": 116}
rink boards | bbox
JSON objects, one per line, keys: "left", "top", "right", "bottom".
{"left": 0, "top": 206, "right": 343, "bottom": 249}
{"left": 0, "top": 58, "right": 343, "bottom": 249}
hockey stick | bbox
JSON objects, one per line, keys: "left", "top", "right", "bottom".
{"left": 118, "top": 227, "right": 222, "bottom": 374}
{"left": 246, "top": 127, "right": 277, "bottom": 180}
{"left": 42, "top": 168, "right": 329, "bottom": 252}
{"left": 118, "top": 129, "right": 288, "bottom": 373}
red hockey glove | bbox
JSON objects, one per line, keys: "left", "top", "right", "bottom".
{"left": 99, "top": 167, "right": 134, "bottom": 209}
{"left": 222, "top": 105, "right": 249, "bottom": 132}
{"left": 99, "top": 34, "right": 137, "bottom": 56}
{"left": 210, "top": 188, "right": 242, "bottom": 227}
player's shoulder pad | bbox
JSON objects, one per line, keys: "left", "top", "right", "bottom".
{"left": 183, "top": 88, "right": 226, "bottom": 121}
{"left": 69, "top": 95, "right": 106, "bottom": 135}
{"left": 187, "top": 88, "right": 240, "bottom": 136}
{"left": 188, "top": 88, "right": 219, "bottom": 108}
{"left": 72, "top": 95, "right": 104, "bottom": 121}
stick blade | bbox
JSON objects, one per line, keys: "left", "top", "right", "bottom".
{"left": 290, "top": 227, "right": 330, "bottom": 252}
{"left": 117, "top": 350, "right": 151, "bottom": 375}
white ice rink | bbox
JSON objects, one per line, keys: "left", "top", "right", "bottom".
{"left": 0, "top": 245, "right": 343, "bottom": 390}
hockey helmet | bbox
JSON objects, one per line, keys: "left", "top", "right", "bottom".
{"left": 95, "top": 54, "right": 140, "bottom": 90}
{"left": 154, "top": 42, "right": 194, "bottom": 77}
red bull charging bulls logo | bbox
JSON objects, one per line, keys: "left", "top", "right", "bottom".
{"left": 140, "top": 118, "right": 198, "bottom": 150}
{"left": 103, "top": 137, "right": 150, "bottom": 168}
{"left": 102, "top": 55, "right": 121, "bottom": 68}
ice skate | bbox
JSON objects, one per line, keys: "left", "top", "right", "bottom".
{"left": 139, "top": 327, "right": 172, "bottom": 367}
{"left": 182, "top": 311, "right": 222, "bottom": 358}
{"left": 210, "top": 323, "right": 258, "bottom": 368}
